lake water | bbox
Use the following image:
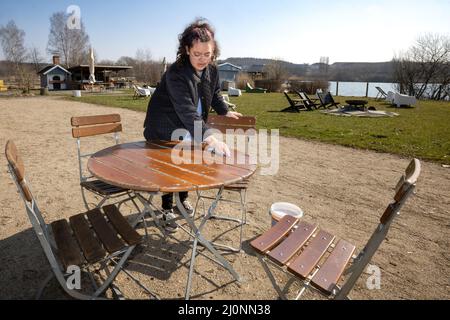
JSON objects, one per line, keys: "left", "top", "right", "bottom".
{"left": 328, "top": 81, "right": 398, "bottom": 98}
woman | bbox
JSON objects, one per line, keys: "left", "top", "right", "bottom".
{"left": 143, "top": 19, "right": 242, "bottom": 232}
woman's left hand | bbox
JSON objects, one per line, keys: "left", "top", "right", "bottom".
{"left": 225, "top": 111, "right": 243, "bottom": 119}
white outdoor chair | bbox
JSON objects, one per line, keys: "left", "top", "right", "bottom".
{"left": 221, "top": 94, "right": 237, "bottom": 111}
{"left": 228, "top": 86, "right": 242, "bottom": 97}
{"left": 5, "top": 140, "right": 157, "bottom": 300}
{"left": 386, "top": 91, "right": 395, "bottom": 103}
{"left": 133, "top": 85, "right": 151, "bottom": 99}
{"left": 393, "top": 92, "right": 417, "bottom": 108}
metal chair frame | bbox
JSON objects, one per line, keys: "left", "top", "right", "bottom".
{"left": 71, "top": 114, "right": 141, "bottom": 213}
{"left": 5, "top": 141, "right": 157, "bottom": 300}
{"left": 252, "top": 159, "right": 420, "bottom": 300}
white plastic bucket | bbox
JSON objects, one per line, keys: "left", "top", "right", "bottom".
{"left": 72, "top": 90, "right": 81, "bottom": 97}
{"left": 269, "top": 202, "right": 304, "bottom": 226}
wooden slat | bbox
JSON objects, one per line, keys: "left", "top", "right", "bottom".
{"left": 87, "top": 141, "right": 257, "bottom": 193}
{"left": 72, "top": 123, "right": 122, "bottom": 138}
{"left": 87, "top": 158, "right": 161, "bottom": 192}
{"left": 86, "top": 208, "right": 125, "bottom": 253}
{"left": 207, "top": 115, "right": 256, "bottom": 126}
{"left": 206, "top": 124, "right": 257, "bottom": 135}
{"left": 311, "top": 239, "right": 356, "bottom": 294}
{"left": 69, "top": 213, "right": 106, "bottom": 263}
{"left": 130, "top": 142, "right": 255, "bottom": 183}
{"left": 91, "top": 152, "right": 196, "bottom": 192}
{"left": 106, "top": 147, "right": 224, "bottom": 189}
{"left": 287, "top": 230, "right": 335, "bottom": 279}
{"left": 5, "top": 140, "right": 25, "bottom": 181}
{"left": 80, "top": 180, "right": 126, "bottom": 195}
{"left": 51, "top": 219, "right": 84, "bottom": 269}
{"left": 268, "top": 221, "right": 317, "bottom": 265}
{"left": 144, "top": 141, "right": 256, "bottom": 175}
{"left": 250, "top": 215, "right": 299, "bottom": 254}
{"left": 103, "top": 205, "right": 142, "bottom": 246}
{"left": 71, "top": 114, "right": 121, "bottom": 127}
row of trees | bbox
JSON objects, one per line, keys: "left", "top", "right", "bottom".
{"left": 393, "top": 33, "right": 449, "bottom": 100}
{"left": 0, "top": 11, "right": 165, "bottom": 91}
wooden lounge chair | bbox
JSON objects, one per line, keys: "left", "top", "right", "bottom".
{"left": 5, "top": 140, "right": 157, "bottom": 300}
{"left": 246, "top": 82, "right": 267, "bottom": 93}
{"left": 295, "top": 90, "right": 320, "bottom": 109}
{"left": 316, "top": 91, "right": 340, "bottom": 109}
{"left": 250, "top": 159, "right": 421, "bottom": 300}
{"left": 375, "top": 86, "right": 388, "bottom": 100}
{"left": 281, "top": 91, "right": 310, "bottom": 112}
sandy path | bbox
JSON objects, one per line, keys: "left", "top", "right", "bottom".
{"left": 0, "top": 96, "right": 448, "bottom": 299}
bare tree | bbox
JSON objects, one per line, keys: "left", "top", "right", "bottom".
{"left": 393, "top": 33, "right": 450, "bottom": 99}
{"left": 47, "top": 11, "right": 90, "bottom": 67}
{"left": 29, "top": 46, "right": 44, "bottom": 73}
{"left": 263, "top": 58, "right": 289, "bottom": 80}
{"left": 133, "top": 49, "right": 163, "bottom": 85}
{"left": 0, "top": 20, "right": 34, "bottom": 92}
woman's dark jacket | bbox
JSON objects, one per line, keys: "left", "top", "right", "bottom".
{"left": 143, "top": 62, "right": 228, "bottom": 142}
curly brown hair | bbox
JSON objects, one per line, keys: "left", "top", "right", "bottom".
{"left": 176, "top": 18, "right": 220, "bottom": 66}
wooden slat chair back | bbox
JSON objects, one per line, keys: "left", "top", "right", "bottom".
{"left": 70, "top": 114, "right": 139, "bottom": 211}
{"left": 281, "top": 91, "right": 306, "bottom": 112}
{"left": 197, "top": 115, "right": 257, "bottom": 252}
{"left": 207, "top": 115, "right": 256, "bottom": 134}
{"left": 250, "top": 159, "right": 421, "bottom": 299}
{"left": 295, "top": 90, "right": 319, "bottom": 110}
{"left": 5, "top": 140, "right": 153, "bottom": 300}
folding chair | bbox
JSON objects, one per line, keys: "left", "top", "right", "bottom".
{"left": 281, "top": 91, "right": 308, "bottom": 112}
{"left": 375, "top": 86, "right": 388, "bottom": 100}
{"left": 251, "top": 159, "right": 421, "bottom": 300}
{"left": 316, "top": 91, "right": 340, "bottom": 109}
{"left": 5, "top": 140, "right": 157, "bottom": 300}
{"left": 71, "top": 114, "right": 141, "bottom": 212}
{"left": 194, "top": 115, "right": 256, "bottom": 252}
{"left": 132, "top": 84, "right": 151, "bottom": 99}
{"left": 295, "top": 90, "right": 319, "bottom": 109}
{"left": 246, "top": 82, "right": 267, "bottom": 93}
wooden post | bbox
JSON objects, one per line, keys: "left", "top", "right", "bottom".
{"left": 336, "top": 81, "right": 339, "bottom": 96}
{"left": 366, "top": 82, "right": 369, "bottom": 97}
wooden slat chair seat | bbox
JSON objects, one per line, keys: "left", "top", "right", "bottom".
{"left": 251, "top": 159, "right": 421, "bottom": 300}
{"left": 71, "top": 114, "right": 141, "bottom": 212}
{"left": 52, "top": 205, "right": 142, "bottom": 269}
{"left": 251, "top": 216, "right": 355, "bottom": 295}
{"left": 80, "top": 180, "right": 127, "bottom": 196}
{"left": 197, "top": 115, "right": 257, "bottom": 252}
{"left": 5, "top": 140, "right": 155, "bottom": 300}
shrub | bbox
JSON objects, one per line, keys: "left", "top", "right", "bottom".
{"left": 289, "top": 80, "right": 329, "bottom": 94}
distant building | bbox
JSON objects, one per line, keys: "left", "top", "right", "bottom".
{"left": 68, "top": 65, "right": 133, "bottom": 89}
{"left": 37, "top": 56, "right": 71, "bottom": 90}
{"left": 218, "top": 62, "right": 242, "bottom": 89}
{"left": 244, "top": 64, "right": 267, "bottom": 80}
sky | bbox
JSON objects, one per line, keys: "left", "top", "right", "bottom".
{"left": 1, "top": 0, "right": 449, "bottom": 65}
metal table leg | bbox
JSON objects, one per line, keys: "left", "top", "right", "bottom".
{"left": 175, "top": 190, "right": 240, "bottom": 300}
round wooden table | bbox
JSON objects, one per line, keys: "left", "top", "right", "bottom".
{"left": 87, "top": 140, "right": 257, "bottom": 299}
{"left": 87, "top": 140, "right": 256, "bottom": 193}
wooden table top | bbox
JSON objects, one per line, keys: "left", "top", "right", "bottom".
{"left": 87, "top": 141, "right": 257, "bottom": 193}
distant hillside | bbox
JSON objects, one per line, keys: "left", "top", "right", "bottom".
{"left": 219, "top": 57, "right": 395, "bottom": 82}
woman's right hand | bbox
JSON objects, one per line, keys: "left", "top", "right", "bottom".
{"left": 204, "top": 135, "right": 231, "bottom": 157}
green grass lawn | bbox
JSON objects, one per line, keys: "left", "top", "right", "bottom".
{"left": 66, "top": 92, "right": 450, "bottom": 164}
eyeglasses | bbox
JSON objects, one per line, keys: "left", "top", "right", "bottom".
{"left": 190, "top": 52, "right": 212, "bottom": 59}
